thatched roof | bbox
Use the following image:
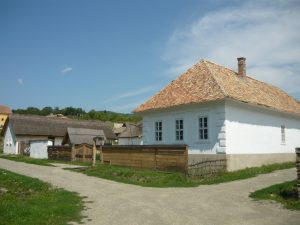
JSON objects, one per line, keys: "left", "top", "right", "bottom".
{"left": 2, "top": 114, "right": 116, "bottom": 139}
{"left": 118, "top": 123, "right": 142, "bottom": 138}
{"left": 133, "top": 60, "right": 300, "bottom": 116}
{"left": 62, "top": 128, "right": 106, "bottom": 145}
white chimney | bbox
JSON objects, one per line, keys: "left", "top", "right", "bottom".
{"left": 237, "top": 57, "right": 246, "bottom": 77}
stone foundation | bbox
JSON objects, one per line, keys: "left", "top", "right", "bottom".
{"left": 226, "top": 153, "right": 296, "bottom": 171}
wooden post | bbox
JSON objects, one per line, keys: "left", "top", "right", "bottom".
{"left": 93, "top": 142, "right": 96, "bottom": 166}
{"left": 100, "top": 145, "right": 103, "bottom": 164}
{"left": 296, "top": 148, "right": 300, "bottom": 199}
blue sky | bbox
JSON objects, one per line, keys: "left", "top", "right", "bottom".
{"left": 1, "top": 0, "right": 299, "bottom": 113}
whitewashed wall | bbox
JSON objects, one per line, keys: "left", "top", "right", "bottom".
{"left": 54, "top": 137, "right": 63, "bottom": 145}
{"left": 225, "top": 100, "right": 300, "bottom": 154}
{"left": 118, "top": 137, "right": 142, "bottom": 145}
{"left": 3, "top": 123, "right": 17, "bottom": 154}
{"left": 142, "top": 101, "right": 226, "bottom": 154}
{"left": 30, "top": 140, "right": 49, "bottom": 159}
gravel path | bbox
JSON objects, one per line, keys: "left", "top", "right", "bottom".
{"left": 0, "top": 158, "right": 299, "bottom": 225}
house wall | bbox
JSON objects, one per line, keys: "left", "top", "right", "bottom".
{"left": 225, "top": 100, "right": 300, "bottom": 170}
{"left": 142, "top": 101, "right": 226, "bottom": 157}
{"left": 118, "top": 137, "right": 143, "bottom": 145}
{"left": 3, "top": 123, "right": 17, "bottom": 154}
{"left": 54, "top": 137, "right": 63, "bottom": 145}
{"left": 30, "top": 140, "right": 49, "bottom": 159}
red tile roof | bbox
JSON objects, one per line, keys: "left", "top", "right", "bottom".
{"left": 0, "top": 105, "right": 12, "bottom": 115}
{"left": 133, "top": 60, "right": 300, "bottom": 116}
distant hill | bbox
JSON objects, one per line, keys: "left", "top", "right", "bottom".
{"left": 12, "top": 107, "right": 142, "bottom": 123}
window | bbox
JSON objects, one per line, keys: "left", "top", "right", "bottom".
{"left": 199, "top": 116, "right": 208, "bottom": 140}
{"left": 175, "top": 119, "right": 184, "bottom": 141}
{"left": 281, "top": 125, "right": 285, "bottom": 144}
{"left": 155, "top": 121, "right": 162, "bottom": 141}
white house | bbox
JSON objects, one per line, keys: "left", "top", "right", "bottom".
{"left": 133, "top": 58, "right": 300, "bottom": 171}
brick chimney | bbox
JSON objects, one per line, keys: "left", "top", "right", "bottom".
{"left": 237, "top": 57, "right": 246, "bottom": 77}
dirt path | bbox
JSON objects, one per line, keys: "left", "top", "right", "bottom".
{"left": 0, "top": 158, "right": 299, "bottom": 225}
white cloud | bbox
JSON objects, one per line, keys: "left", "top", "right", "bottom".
{"left": 61, "top": 65, "right": 73, "bottom": 74}
{"left": 17, "top": 78, "right": 23, "bottom": 85}
{"left": 163, "top": 0, "right": 300, "bottom": 99}
{"left": 104, "top": 85, "right": 158, "bottom": 103}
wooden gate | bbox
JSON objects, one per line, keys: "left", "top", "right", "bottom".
{"left": 73, "top": 144, "right": 93, "bottom": 162}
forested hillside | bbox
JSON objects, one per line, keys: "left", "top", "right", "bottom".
{"left": 13, "top": 107, "right": 142, "bottom": 123}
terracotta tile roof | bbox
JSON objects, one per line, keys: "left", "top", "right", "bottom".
{"left": 0, "top": 105, "right": 12, "bottom": 115}
{"left": 133, "top": 60, "right": 300, "bottom": 116}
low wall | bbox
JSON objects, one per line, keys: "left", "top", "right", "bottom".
{"left": 102, "top": 145, "right": 188, "bottom": 172}
{"left": 188, "top": 154, "right": 226, "bottom": 177}
{"left": 30, "top": 140, "right": 48, "bottom": 159}
{"left": 48, "top": 146, "right": 72, "bottom": 161}
{"left": 226, "top": 153, "right": 296, "bottom": 171}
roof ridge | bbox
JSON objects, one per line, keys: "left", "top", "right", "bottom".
{"left": 202, "top": 60, "right": 227, "bottom": 97}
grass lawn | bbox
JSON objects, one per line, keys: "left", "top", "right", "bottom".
{"left": 0, "top": 154, "right": 91, "bottom": 167}
{"left": 0, "top": 169, "right": 83, "bottom": 225}
{"left": 250, "top": 180, "right": 300, "bottom": 210}
{"left": 71, "top": 162, "right": 295, "bottom": 188}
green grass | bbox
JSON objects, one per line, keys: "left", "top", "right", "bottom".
{"left": 71, "top": 162, "right": 295, "bottom": 188}
{"left": 250, "top": 180, "right": 300, "bottom": 210}
{"left": 195, "top": 162, "right": 295, "bottom": 185}
{"left": 0, "top": 154, "right": 92, "bottom": 167}
{"left": 75, "top": 164, "right": 197, "bottom": 187}
{"left": 0, "top": 169, "right": 84, "bottom": 225}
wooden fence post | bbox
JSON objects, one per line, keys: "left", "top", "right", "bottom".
{"left": 92, "top": 142, "right": 96, "bottom": 166}
{"left": 296, "top": 148, "right": 300, "bottom": 199}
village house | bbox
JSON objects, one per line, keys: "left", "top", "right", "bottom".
{"left": 0, "top": 105, "right": 12, "bottom": 130}
{"left": 1, "top": 114, "right": 116, "bottom": 158}
{"left": 117, "top": 122, "right": 143, "bottom": 145}
{"left": 134, "top": 58, "right": 300, "bottom": 171}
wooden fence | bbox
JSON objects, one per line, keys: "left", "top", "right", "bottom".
{"left": 48, "top": 146, "right": 72, "bottom": 161}
{"left": 73, "top": 144, "right": 93, "bottom": 162}
{"left": 188, "top": 159, "right": 226, "bottom": 177}
{"left": 101, "top": 145, "right": 188, "bottom": 172}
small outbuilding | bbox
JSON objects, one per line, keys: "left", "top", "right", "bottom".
{"left": 117, "top": 122, "right": 143, "bottom": 145}
{"left": 62, "top": 127, "right": 107, "bottom": 146}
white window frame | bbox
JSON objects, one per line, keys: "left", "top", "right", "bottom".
{"left": 281, "top": 125, "right": 285, "bottom": 144}
{"left": 199, "top": 115, "right": 209, "bottom": 141}
{"left": 175, "top": 118, "right": 184, "bottom": 141}
{"left": 155, "top": 121, "right": 163, "bottom": 142}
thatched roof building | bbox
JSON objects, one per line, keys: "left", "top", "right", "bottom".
{"left": 1, "top": 114, "right": 116, "bottom": 140}
{"left": 62, "top": 128, "right": 106, "bottom": 146}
